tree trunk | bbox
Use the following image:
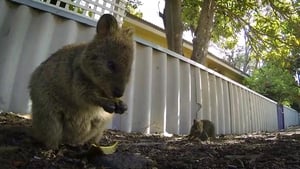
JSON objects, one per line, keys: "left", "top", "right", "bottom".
{"left": 191, "top": 0, "right": 216, "bottom": 64}
{"left": 161, "top": 0, "right": 183, "bottom": 55}
{"left": 242, "top": 28, "right": 251, "bottom": 73}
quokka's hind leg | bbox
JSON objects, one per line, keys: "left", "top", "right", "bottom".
{"left": 32, "top": 105, "right": 63, "bottom": 149}
{"left": 88, "top": 126, "right": 107, "bottom": 144}
{"left": 88, "top": 113, "right": 113, "bottom": 144}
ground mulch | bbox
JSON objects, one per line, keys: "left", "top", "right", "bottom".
{"left": 0, "top": 112, "right": 300, "bottom": 169}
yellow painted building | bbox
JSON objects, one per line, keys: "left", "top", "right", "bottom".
{"left": 123, "top": 14, "right": 248, "bottom": 83}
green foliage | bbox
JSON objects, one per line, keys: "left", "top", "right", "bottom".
{"left": 182, "top": 0, "right": 299, "bottom": 73}
{"left": 173, "top": 0, "right": 300, "bottom": 107}
{"left": 67, "top": 1, "right": 84, "bottom": 15}
{"left": 182, "top": 0, "right": 201, "bottom": 34}
{"left": 244, "top": 62, "right": 299, "bottom": 106}
{"left": 223, "top": 46, "right": 252, "bottom": 73}
{"left": 125, "top": 0, "right": 143, "bottom": 18}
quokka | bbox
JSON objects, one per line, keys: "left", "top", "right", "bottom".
{"left": 29, "top": 14, "right": 134, "bottom": 148}
{"left": 189, "top": 119, "right": 216, "bottom": 141}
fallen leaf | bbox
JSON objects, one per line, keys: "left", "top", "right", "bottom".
{"left": 95, "top": 141, "right": 119, "bottom": 155}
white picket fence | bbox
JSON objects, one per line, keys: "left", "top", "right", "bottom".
{"left": 0, "top": 0, "right": 299, "bottom": 135}
{"left": 21, "top": 0, "right": 126, "bottom": 23}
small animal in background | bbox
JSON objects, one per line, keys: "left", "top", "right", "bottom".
{"left": 29, "top": 14, "right": 134, "bottom": 148}
{"left": 188, "top": 119, "right": 216, "bottom": 141}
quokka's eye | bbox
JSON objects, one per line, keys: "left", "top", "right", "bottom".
{"left": 107, "top": 61, "right": 116, "bottom": 72}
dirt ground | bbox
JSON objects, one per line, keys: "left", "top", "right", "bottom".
{"left": 0, "top": 112, "right": 300, "bottom": 169}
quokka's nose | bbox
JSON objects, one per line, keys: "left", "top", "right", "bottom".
{"left": 113, "top": 88, "right": 123, "bottom": 98}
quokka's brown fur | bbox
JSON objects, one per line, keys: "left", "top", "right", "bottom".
{"left": 188, "top": 119, "right": 216, "bottom": 141}
{"left": 29, "top": 14, "right": 134, "bottom": 148}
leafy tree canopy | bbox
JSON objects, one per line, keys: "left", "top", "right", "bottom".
{"left": 244, "top": 61, "right": 299, "bottom": 106}
{"left": 182, "top": 0, "right": 300, "bottom": 107}
{"left": 125, "top": 0, "right": 143, "bottom": 18}
{"left": 182, "top": 0, "right": 299, "bottom": 69}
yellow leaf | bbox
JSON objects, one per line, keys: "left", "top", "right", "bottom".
{"left": 296, "top": 39, "right": 300, "bottom": 46}
{"left": 92, "top": 142, "right": 119, "bottom": 155}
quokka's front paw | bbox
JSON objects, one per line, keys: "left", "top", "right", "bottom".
{"left": 102, "top": 101, "right": 116, "bottom": 113}
{"left": 102, "top": 99, "right": 127, "bottom": 114}
{"left": 114, "top": 100, "right": 127, "bottom": 114}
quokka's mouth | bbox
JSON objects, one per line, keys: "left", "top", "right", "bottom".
{"left": 98, "top": 88, "right": 115, "bottom": 99}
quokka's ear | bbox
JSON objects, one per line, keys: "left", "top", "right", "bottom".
{"left": 96, "top": 14, "right": 118, "bottom": 36}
